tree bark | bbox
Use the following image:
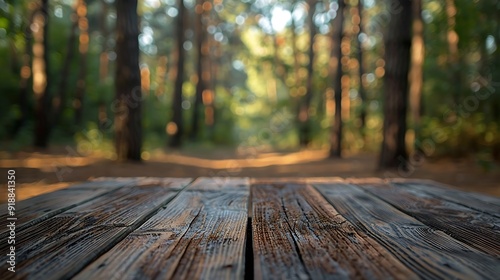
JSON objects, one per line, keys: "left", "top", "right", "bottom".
{"left": 203, "top": 34, "right": 215, "bottom": 132}
{"left": 191, "top": 0, "right": 206, "bottom": 139}
{"left": 53, "top": 3, "right": 78, "bottom": 126}
{"left": 74, "top": 0, "right": 89, "bottom": 126}
{"left": 291, "top": 1, "right": 301, "bottom": 91}
{"left": 379, "top": 0, "right": 412, "bottom": 169}
{"left": 98, "top": 0, "right": 110, "bottom": 130}
{"left": 115, "top": 0, "right": 142, "bottom": 161}
{"left": 206, "top": 36, "right": 217, "bottom": 136}
{"left": 11, "top": 9, "right": 35, "bottom": 137}
{"left": 33, "top": 0, "right": 51, "bottom": 148}
{"left": 298, "top": 0, "right": 317, "bottom": 147}
{"left": 357, "top": 0, "right": 367, "bottom": 135}
{"left": 329, "top": 0, "right": 345, "bottom": 158}
{"left": 169, "top": 0, "right": 186, "bottom": 148}
{"left": 99, "top": 0, "right": 110, "bottom": 83}
{"left": 409, "top": 0, "right": 424, "bottom": 150}
{"left": 445, "top": 0, "right": 461, "bottom": 105}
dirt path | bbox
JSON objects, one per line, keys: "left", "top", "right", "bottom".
{"left": 1, "top": 148, "right": 499, "bottom": 202}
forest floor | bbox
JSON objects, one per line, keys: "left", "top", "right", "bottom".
{"left": 1, "top": 147, "right": 499, "bottom": 202}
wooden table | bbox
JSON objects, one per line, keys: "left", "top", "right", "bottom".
{"left": 1, "top": 177, "right": 499, "bottom": 279}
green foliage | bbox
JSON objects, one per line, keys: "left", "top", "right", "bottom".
{"left": 420, "top": 113, "right": 500, "bottom": 160}
{"left": 0, "top": 0, "right": 499, "bottom": 165}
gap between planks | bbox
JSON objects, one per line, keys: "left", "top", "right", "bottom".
{"left": 251, "top": 181, "right": 418, "bottom": 280}
{"left": 4, "top": 177, "right": 499, "bottom": 280}
{"left": 74, "top": 177, "right": 250, "bottom": 280}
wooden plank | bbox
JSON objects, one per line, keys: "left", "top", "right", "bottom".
{"left": 251, "top": 178, "right": 308, "bottom": 184}
{"left": 187, "top": 176, "right": 249, "bottom": 191}
{"left": 358, "top": 181, "right": 500, "bottom": 257}
{"left": 252, "top": 182, "right": 417, "bottom": 280}
{"left": 391, "top": 180, "right": 500, "bottom": 218}
{"left": 0, "top": 178, "right": 190, "bottom": 280}
{"left": 0, "top": 180, "right": 136, "bottom": 239}
{"left": 315, "top": 182, "right": 500, "bottom": 279}
{"left": 89, "top": 177, "right": 192, "bottom": 190}
{"left": 75, "top": 177, "right": 249, "bottom": 280}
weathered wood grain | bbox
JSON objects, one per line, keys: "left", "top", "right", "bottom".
{"left": 75, "top": 177, "right": 249, "bottom": 280}
{"left": 187, "top": 176, "right": 249, "bottom": 191}
{"left": 0, "top": 178, "right": 190, "bottom": 280}
{"left": 359, "top": 181, "right": 500, "bottom": 257}
{"left": 0, "top": 180, "right": 136, "bottom": 239}
{"left": 252, "top": 183, "right": 417, "bottom": 280}
{"left": 392, "top": 181, "right": 500, "bottom": 218}
{"left": 315, "top": 182, "right": 500, "bottom": 279}
{"left": 89, "top": 177, "right": 192, "bottom": 190}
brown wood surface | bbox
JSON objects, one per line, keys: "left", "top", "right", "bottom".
{"left": 0, "top": 180, "right": 136, "bottom": 239}
{"left": 391, "top": 180, "right": 500, "bottom": 218}
{"left": 0, "top": 178, "right": 190, "bottom": 280}
{"left": 75, "top": 177, "right": 249, "bottom": 280}
{"left": 252, "top": 182, "right": 417, "bottom": 280}
{"left": 359, "top": 181, "right": 500, "bottom": 257}
{"left": 89, "top": 177, "right": 192, "bottom": 190}
{"left": 2, "top": 177, "right": 499, "bottom": 279}
{"left": 314, "top": 182, "right": 500, "bottom": 279}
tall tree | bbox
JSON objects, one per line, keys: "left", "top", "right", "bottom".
{"left": 205, "top": 33, "right": 216, "bottom": 136}
{"left": 445, "top": 0, "right": 461, "bottom": 105}
{"left": 98, "top": 0, "right": 111, "bottom": 130}
{"left": 329, "top": 0, "right": 345, "bottom": 158}
{"left": 74, "top": 0, "right": 89, "bottom": 126}
{"left": 115, "top": 0, "right": 142, "bottom": 161}
{"left": 357, "top": 0, "right": 367, "bottom": 136}
{"left": 379, "top": 0, "right": 412, "bottom": 169}
{"left": 209, "top": 39, "right": 220, "bottom": 133}
{"left": 298, "top": 0, "right": 317, "bottom": 146}
{"left": 33, "top": 0, "right": 51, "bottom": 148}
{"left": 409, "top": 0, "right": 424, "bottom": 151}
{"left": 53, "top": 1, "right": 79, "bottom": 126}
{"left": 291, "top": 0, "right": 302, "bottom": 96}
{"left": 11, "top": 5, "right": 35, "bottom": 137}
{"left": 169, "top": 0, "right": 186, "bottom": 147}
{"left": 191, "top": 0, "right": 207, "bottom": 139}
{"left": 99, "top": 0, "right": 110, "bottom": 83}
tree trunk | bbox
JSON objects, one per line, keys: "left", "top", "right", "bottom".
{"left": 379, "top": 0, "right": 412, "bottom": 169}
{"left": 357, "top": 0, "right": 367, "bottom": 135}
{"left": 203, "top": 35, "right": 215, "bottom": 133}
{"left": 298, "top": 0, "right": 317, "bottom": 147}
{"left": 191, "top": 0, "right": 206, "bottom": 139}
{"left": 445, "top": 0, "right": 460, "bottom": 105}
{"left": 329, "top": 0, "right": 345, "bottom": 158}
{"left": 74, "top": 0, "right": 89, "bottom": 126}
{"left": 409, "top": 0, "right": 424, "bottom": 151}
{"left": 11, "top": 9, "right": 35, "bottom": 137}
{"left": 169, "top": 0, "right": 186, "bottom": 148}
{"left": 53, "top": 3, "right": 78, "bottom": 126}
{"left": 99, "top": 0, "right": 110, "bottom": 83}
{"left": 206, "top": 5, "right": 219, "bottom": 139}
{"left": 290, "top": 1, "right": 303, "bottom": 138}
{"left": 206, "top": 37, "right": 217, "bottom": 136}
{"left": 205, "top": 42, "right": 222, "bottom": 140}
{"left": 491, "top": 13, "right": 500, "bottom": 124}
{"left": 98, "top": 0, "right": 110, "bottom": 130}
{"left": 33, "top": 0, "right": 51, "bottom": 148}
{"left": 115, "top": 0, "right": 142, "bottom": 161}
{"left": 291, "top": 2, "right": 301, "bottom": 91}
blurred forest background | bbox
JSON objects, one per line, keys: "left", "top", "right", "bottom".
{"left": 0, "top": 0, "right": 499, "bottom": 199}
